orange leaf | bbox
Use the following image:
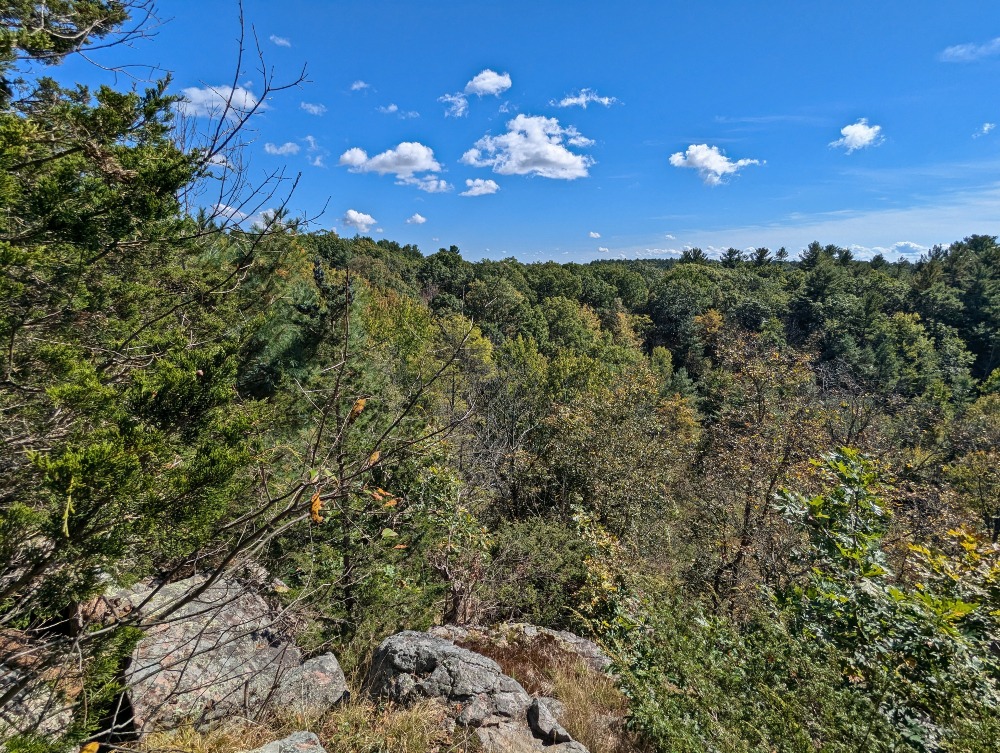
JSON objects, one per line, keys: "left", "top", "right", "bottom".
{"left": 310, "top": 492, "right": 324, "bottom": 524}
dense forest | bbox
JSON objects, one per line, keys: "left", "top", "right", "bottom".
{"left": 2, "top": 3, "right": 999, "bottom": 752}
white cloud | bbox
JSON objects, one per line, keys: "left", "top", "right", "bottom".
{"left": 940, "top": 37, "right": 1000, "bottom": 62}
{"left": 589, "top": 231, "right": 601, "bottom": 238}
{"left": 464, "top": 69, "right": 512, "bottom": 96}
{"left": 213, "top": 203, "right": 276, "bottom": 229}
{"left": 439, "top": 92, "right": 468, "bottom": 117}
{"left": 400, "top": 176, "right": 452, "bottom": 193}
{"left": 461, "top": 114, "right": 594, "bottom": 180}
{"left": 343, "top": 209, "right": 377, "bottom": 233}
{"left": 553, "top": 88, "right": 618, "bottom": 108}
{"left": 669, "top": 144, "right": 761, "bottom": 185}
{"left": 339, "top": 141, "right": 449, "bottom": 192}
{"left": 848, "top": 241, "right": 929, "bottom": 259}
{"left": 665, "top": 234, "right": 676, "bottom": 240}
{"left": 598, "top": 246, "right": 610, "bottom": 253}
{"left": 340, "top": 141, "right": 441, "bottom": 177}
{"left": 264, "top": 141, "right": 300, "bottom": 156}
{"left": 406, "top": 213, "right": 427, "bottom": 224}
{"left": 350, "top": 80, "right": 370, "bottom": 91}
{"left": 378, "top": 103, "right": 419, "bottom": 118}
{"left": 439, "top": 69, "right": 512, "bottom": 117}
{"left": 830, "top": 118, "right": 883, "bottom": 153}
{"left": 301, "top": 102, "right": 326, "bottom": 115}
{"left": 269, "top": 34, "right": 291, "bottom": 47}
{"left": 300, "top": 135, "right": 328, "bottom": 167}
{"left": 460, "top": 178, "right": 500, "bottom": 196}
{"left": 213, "top": 203, "right": 248, "bottom": 222}
{"left": 974, "top": 122, "right": 996, "bottom": 138}
{"left": 177, "top": 85, "right": 261, "bottom": 119}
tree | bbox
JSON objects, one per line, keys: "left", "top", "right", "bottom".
{"left": 720, "top": 247, "right": 744, "bottom": 268}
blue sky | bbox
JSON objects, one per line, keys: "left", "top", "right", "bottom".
{"left": 57, "top": 1, "right": 1000, "bottom": 261}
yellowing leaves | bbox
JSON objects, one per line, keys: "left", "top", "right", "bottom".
{"left": 310, "top": 492, "right": 323, "bottom": 524}
{"left": 348, "top": 397, "right": 367, "bottom": 424}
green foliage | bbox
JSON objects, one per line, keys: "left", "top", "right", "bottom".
{"left": 486, "top": 519, "right": 589, "bottom": 628}
{"left": 776, "top": 450, "right": 1000, "bottom": 751}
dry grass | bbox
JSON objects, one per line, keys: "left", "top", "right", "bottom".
{"left": 135, "top": 698, "right": 478, "bottom": 753}
{"left": 453, "top": 632, "right": 645, "bottom": 753}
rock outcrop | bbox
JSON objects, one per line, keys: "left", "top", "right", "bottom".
{"left": 271, "top": 654, "right": 350, "bottom": 717}
{"left": 119, "top": 576, "right": 347, "bottom": 732}
{"left": 365, "top": 630, "right": 590, "bottom": 752}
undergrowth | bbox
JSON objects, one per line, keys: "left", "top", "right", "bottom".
{"left": 134, "top": 699, "right": 476, "bottom": 753}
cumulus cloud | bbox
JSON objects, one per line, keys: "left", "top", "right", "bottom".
{"left": 830, "top": 118, "right": 883, "bottom": 153}
{"left": 460, "top": 178, "right": 500, "bottom": 196}
{"left": 669, "top": 144, "right": 761, "bottom": 185}
{"left": 301, "top": 102, "right": 326, "bottom": 115}
{"left": 465, "top": 69, "right": 512, "bottom": 96}
{"left": 264, "top": 141, "right": 300, "bottom": 156}
{"left": 343, "top": 209, "right": 377, "bottom": 233}
{"left": 461, "top": 114, "right": 594, "bottom": 180}
{"left": 406, "top": 213, "right": 427, "bottom": 224}
{"left": 269, "top": 34, "right": 291, "bottom": 47}
{"left": 340, "top": 141, "right": 441, "bottom": 176}
{"left": 553, "top": 88, "right": 618, "bottom": 108}
{"left": 378, "top": 103, "right": 399, "bottom": 114}
{"left": 974, "top": 122, "right": 996, "bottom": 138}
{"left": 339, "top": 141, "right": 450, "bottom": 192}
{"left": 350, "top": 80, "right": 370, "bottom": 91}
{"left": 440, "top": 69, "right": 512, "bottom": 117}
{"left": 940, "top": 37, "right": 1000, "bottom": 62}
{"left": 177, "top": 85, "right": 261, "bottom": 119}
{"left": 589, "top": 231, "right": 601, "bottom": 238}
{"left": 598, "top": 246, "right": 610, "bottom": 253}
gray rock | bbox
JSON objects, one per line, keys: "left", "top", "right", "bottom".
{"left": 122, "top": 576, "right": 302, "bottom": 731}
{"left": 273, "top": 654, "right": 350, "bottom": 716}
{"left": 528, "top": 696, "right": 573, "bottom": 744}
{"left": 536, "top": 695, "right": 565, "bottom": 719}
{"left": 367, "top": 631, "right": 591, "bottom": 752}
{"left": 244, "top": 731, "right": 327, "bottom": 753}
{"left": 365, "top": 630, "right": 531, "bottom": 727}
{"left": 476, "top": 723, "right": 589, "bottom": 753}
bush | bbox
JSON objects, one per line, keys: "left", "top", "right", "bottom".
{"left": 484, "top": 519, "right": 589, "bottom": 629}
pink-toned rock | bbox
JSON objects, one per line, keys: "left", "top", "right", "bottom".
{"left": 122, "top": 576, "right": 302, "bottom": 731}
